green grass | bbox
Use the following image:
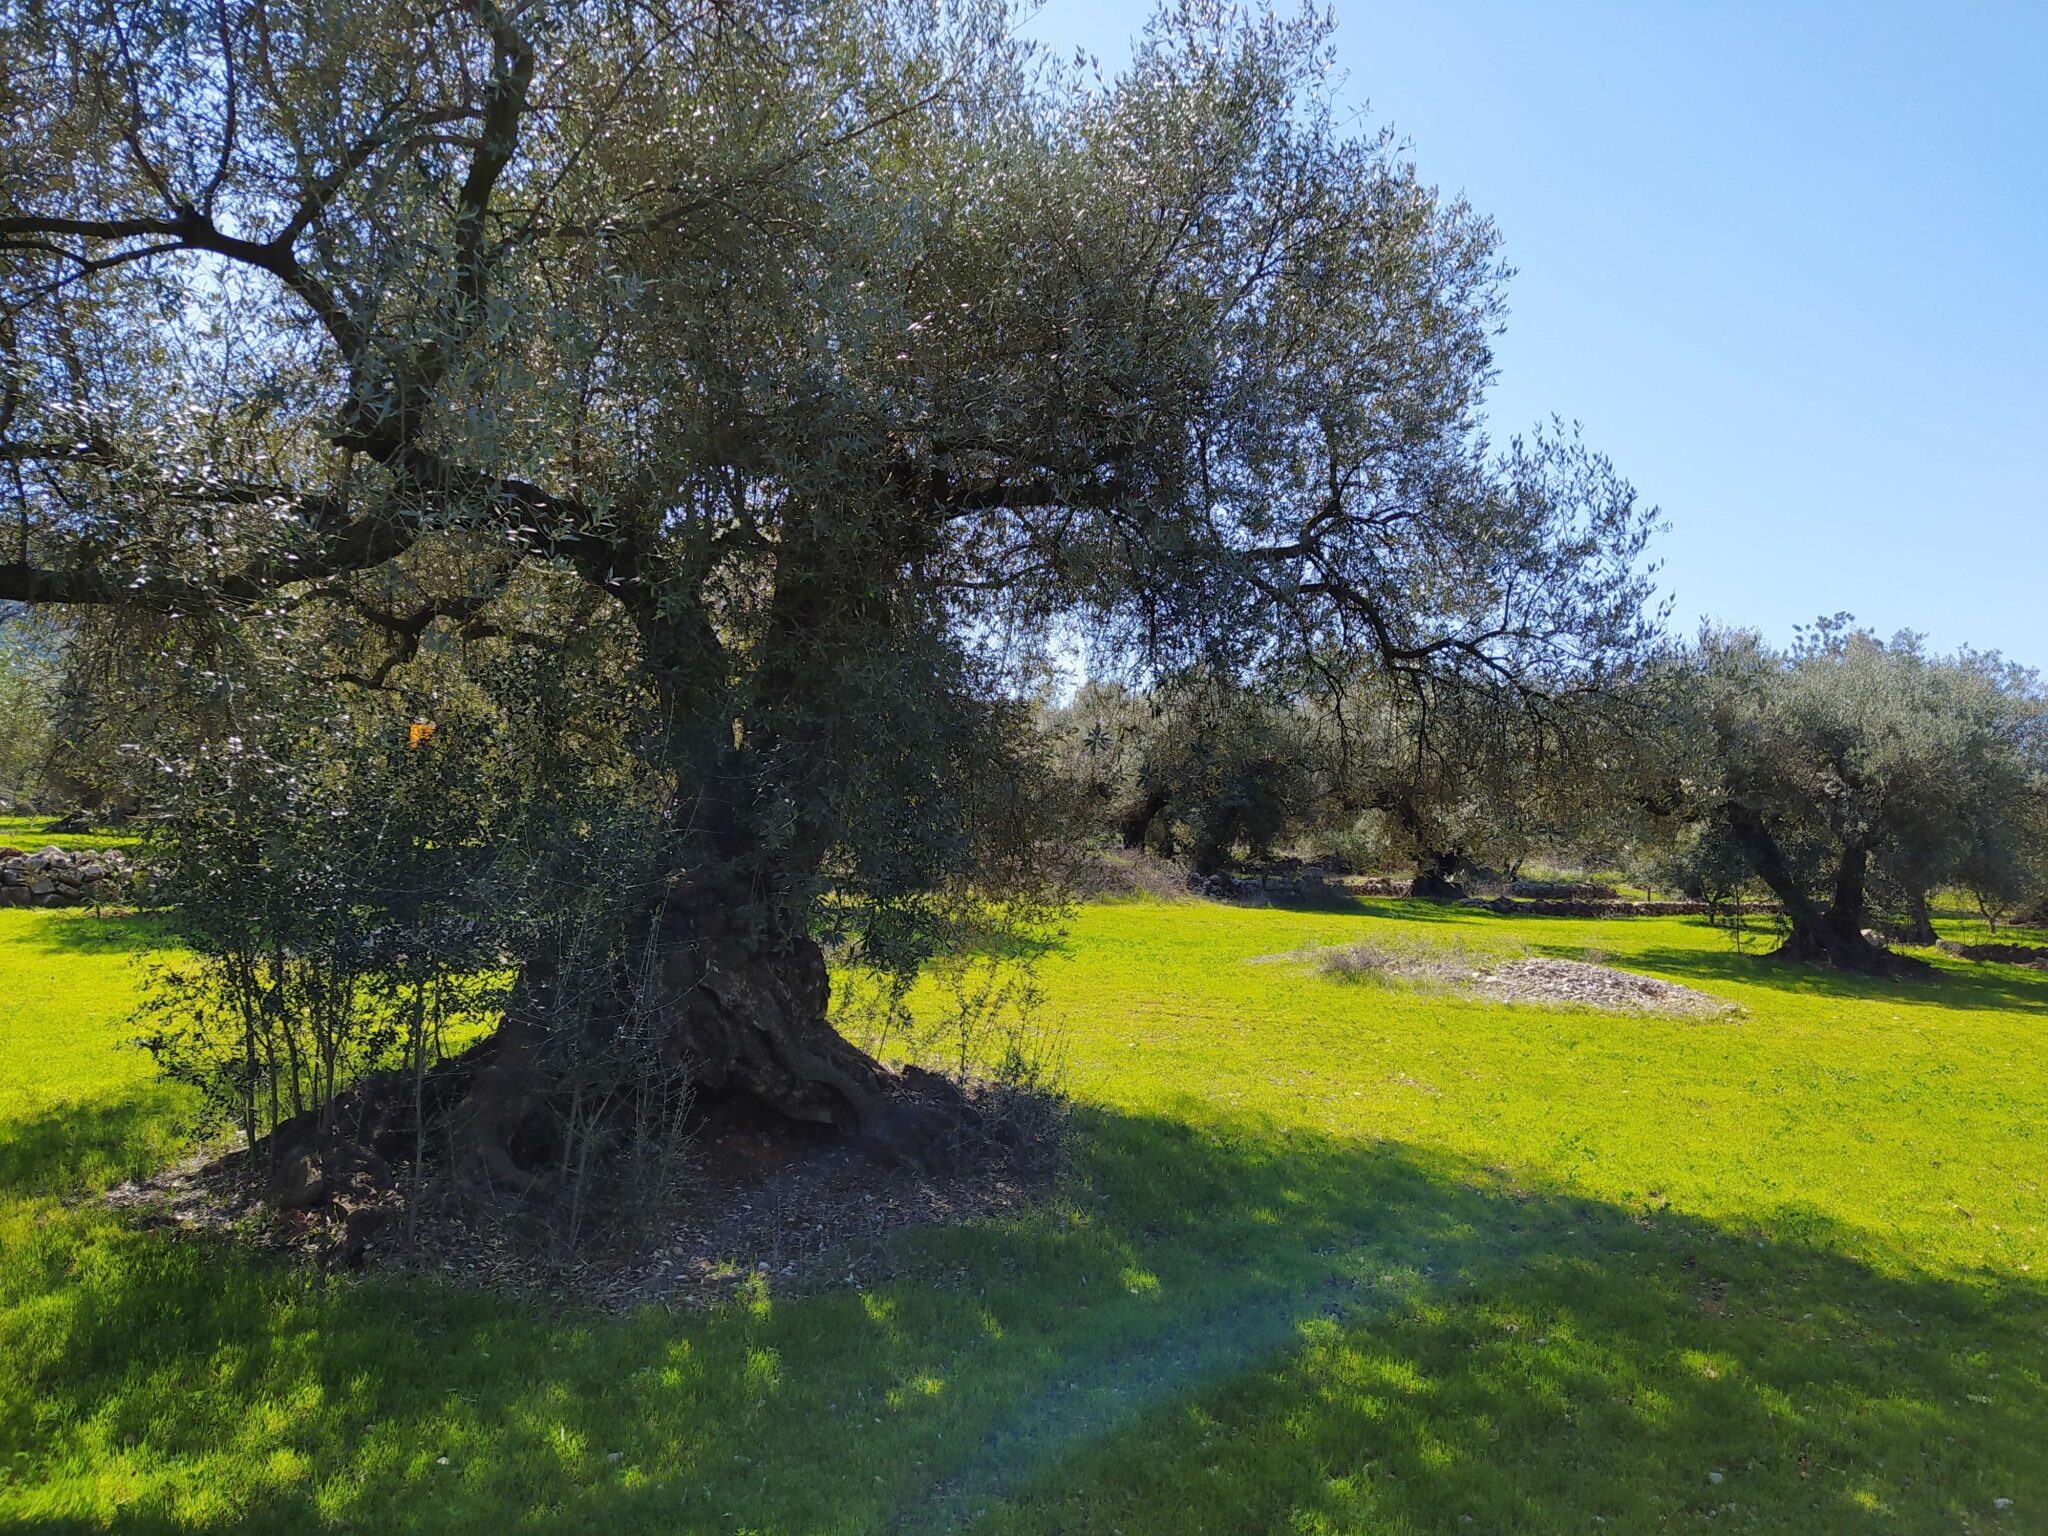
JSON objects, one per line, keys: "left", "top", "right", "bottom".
{"left": 0, "top": 815, "right": 143, "bottom": 856}
{"left": 2, "top": 896, "right": 2045, "bottom": 1533}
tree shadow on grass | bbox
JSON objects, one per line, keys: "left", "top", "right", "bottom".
{"left": 0, "top": 1090, "right": 185, "bottom": 1195}
{"left": 1585, "top": 943, "right": 2048, "bottom": 1016}
{"left": 5, "top": 1102, "right": 2044, "bottom": 1535}
{"left": 5, "top": 908, "right": 176, "bottom": 957}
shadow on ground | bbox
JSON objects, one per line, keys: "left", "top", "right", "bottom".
{"left": 0, "top": 1091, "right": 184, "bottom": 1194}
{"left": 9, "top": 909, "right": 175, "bottom": 957}
{"left": 1585, "top": 943, "right": 2048, "bottom": 1015}
{"left": 4, "top": 1101, "right": 2043, "bottom": 1535}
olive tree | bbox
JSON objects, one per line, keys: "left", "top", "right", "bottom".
{"left": 1, "top": 0, "right": 1659, "bottom": 1175}
{"left": 1300, "top": 671, "right": 1638, "bottom": 895}
{"left": 1047, "top": 677, "right": 1310, "bottom": 873}
{"left": 1658, "top": 621, "right": 2043, "bottom": 970}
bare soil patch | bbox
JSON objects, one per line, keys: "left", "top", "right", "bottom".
{"left": 106, "top": 1083, "right": 1063, "bottom": 1312}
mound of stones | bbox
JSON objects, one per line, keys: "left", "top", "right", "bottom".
{"left": 0, "top": 845, "right": 133, "bottom": 907}
{"left": 1935, "top": 939, "right": 2048, "bottom": 971}
{"left": 1474, "top": 957, "right": 1739, "bottom": 1017}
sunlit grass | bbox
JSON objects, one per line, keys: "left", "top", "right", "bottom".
{"left": 2, "top": 895, "right": 2044, "bottom": 1532}
{"left": 0, "top": 814, "right": 143, "bottom": 856}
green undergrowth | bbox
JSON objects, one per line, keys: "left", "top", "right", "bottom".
{"left": 2, "top": 897, "right": 2044, "bottom": 1533}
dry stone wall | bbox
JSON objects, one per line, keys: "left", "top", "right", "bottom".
{"left": 0, "top": 846, "right": 133, "bottom": 907}
{"left": 1198, "top": 867, "right": 1770, "bottom": 919}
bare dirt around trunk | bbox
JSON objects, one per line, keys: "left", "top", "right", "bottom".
{"left": 107, "top": 1081, "right": 1064, "bottom": 1312}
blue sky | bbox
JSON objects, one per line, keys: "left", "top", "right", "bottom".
{"left": 1022, "top": 1, "right": 2047, "bottom": 667}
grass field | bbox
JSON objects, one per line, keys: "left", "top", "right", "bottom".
{"left": 3, "top": 894, "right": 2045, "bottom": 1533}
{"left": 0, "top": 815, "right": 143, "bottom": 856}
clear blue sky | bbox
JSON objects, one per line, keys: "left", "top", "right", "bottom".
{"left": 1022, "top": 1, "right": 2047, "bottom": 667}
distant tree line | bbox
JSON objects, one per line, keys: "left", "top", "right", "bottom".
{"left": 1042, "top": 619, "right": 2048, "bottom": 968}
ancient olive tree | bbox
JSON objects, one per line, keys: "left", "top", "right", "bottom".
{"left": 1, "top": 0, "right": 1658, "bottom": 1176}
{"left": 1655, "top": 622, "right": 2044, "bottom": 970}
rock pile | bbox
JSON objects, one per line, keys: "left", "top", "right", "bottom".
{"left": 0, "top": 845, "right": 133, "bottom": 907}
{"left": 1936, "top": 939, "right": 2048, "bottom": 970}
{"left": 1473, "top": 957, "right": 1740, "bottom": 1017}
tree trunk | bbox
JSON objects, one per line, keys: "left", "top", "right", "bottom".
{"left": 1118, "top": 785, "right": 1172, "bottom": 852}
{"left": 1410, "top": 848, "right": 1465, "bottom": 901}
{"left": 651, "top": 895, "right": 974, "bottom": 1167}
{"left": 1897, "top": 886, "right": 1938, "bottom": 947}
{"left": 1770, "top": 904, "right": 1891, "bottom": 969}
{"left": 1723, "top": 814, "right": 1917, "bottom": 974}
{"left": 460, "top": 881, "right": 979, "bottom": 1184}
{"left": 458, "top": 560, "right": 990, "bottom": 1186}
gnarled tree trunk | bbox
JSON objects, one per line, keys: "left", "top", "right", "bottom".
{"left": 1410, "top": 847, "right": 1466, "bottom": 901}
{"left": 460, "top": 881, "right": 979, "bottom": 1184}
{"left": 1724, "top": 814, "right": 1918, "bottom": 974}
{"left": 652, "top": 893, "right": 974, "bottom": 1166}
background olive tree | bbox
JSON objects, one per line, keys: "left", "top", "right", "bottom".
{"left": 0, "top": 608, "right": 61, "bottom": 813}
{"left": 1045, "top": 676, "right": 1311, "bottom": 874}
{"left": 1647, "top": 621, "right": 2044, "bottom": 969}
{"left": 1296, "top": 671, "right": 1641, "bottom": 896}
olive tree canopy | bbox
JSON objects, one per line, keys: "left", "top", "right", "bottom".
{"left": 1, "top": 0, "right": 1660, "bottom": 1169}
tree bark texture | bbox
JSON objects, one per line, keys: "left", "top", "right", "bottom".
{"left": 1722, "top": 812, "right": 1921, "bottom": 974}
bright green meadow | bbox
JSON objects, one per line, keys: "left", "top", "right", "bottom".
{"left": 3, "top": 889, "right": 2045, "bottom": 1533}
{"left": 0, "top": 816, "right": 141, "bottom": 856}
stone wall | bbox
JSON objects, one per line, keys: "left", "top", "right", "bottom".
{"left": 1456, "top": 895, "right": 1764, "bottom": 919}
{"left": 1191, "top": 867, "right": 1333, "bottom": 902}
{"left": 1936, "top": 938, "right": 2048, "bottom": 970}
{"left": 1505, "top": 879, "right": 1619, "bottom": 901}
{"left": 1195, "top": 866, "right": 1770, "bottom": 919}
{"left": 0, "top": 846, "right": 133, "bottom": 907}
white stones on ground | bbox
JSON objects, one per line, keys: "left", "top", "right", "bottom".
{"left": 1475, "top": 957, "right": 1740, "bottom": 1018}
